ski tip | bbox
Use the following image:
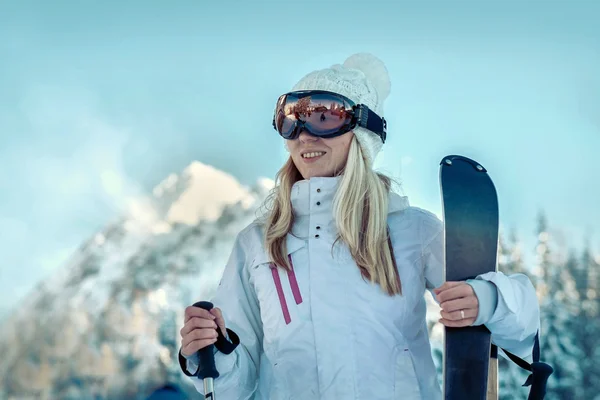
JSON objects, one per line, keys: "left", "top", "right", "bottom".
{"left": 439, "top": 155, "right": 487, "bottom": 173}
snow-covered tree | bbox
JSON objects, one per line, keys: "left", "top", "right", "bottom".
{"left": 567, "top": 244, "right": 600, "bottom": 399}
{"left": 534, "top": 213, "right": 581, "bottom": 399}
{"left": 497, "top": 230, "right": 529, "bottom": 399}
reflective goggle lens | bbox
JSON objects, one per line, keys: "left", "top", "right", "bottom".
{"left": 274, "top": 92, "right": 355, "bottom": 139}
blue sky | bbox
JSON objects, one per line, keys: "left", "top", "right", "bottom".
{"left": 1, "top": 0, "right": 599, "bottom": 313}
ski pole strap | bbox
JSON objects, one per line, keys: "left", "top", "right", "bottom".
{"left": 214, "top": 327, "right": 240, "bottom": 355}
{"left": 178, "top": 327, "right": 240, "bottom": 378}
{"left": 499, "top": 331, "right": 554, "bottom": 400}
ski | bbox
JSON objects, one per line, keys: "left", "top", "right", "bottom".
{"left": 440, "top": 155, "right": 499, "bottom": 400}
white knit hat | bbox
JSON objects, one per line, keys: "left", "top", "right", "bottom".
{"left": 289, "top": 53, "right": 391, "bottom": 167}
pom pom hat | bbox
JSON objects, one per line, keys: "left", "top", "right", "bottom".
{"left": 289, "top": 53, "right": 391, "bottom": 166}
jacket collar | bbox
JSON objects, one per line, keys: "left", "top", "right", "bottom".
{"left": 290, "top": 176, "right": 410, "bottom": 217}
{"left": 253, "top": 176, "right": 410, "bottom": 266}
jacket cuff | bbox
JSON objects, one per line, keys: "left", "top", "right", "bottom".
{"left": 178, "top": 346, "right": 238, "bottom": 378}
{"left": 182, "top": 351, "right": 200, "bottom": 363}
{"left": 467, "top": 279, "right": 498, "bottom": 326}
{"left": 178, "top": 350, "right": 200, "bottom": 377}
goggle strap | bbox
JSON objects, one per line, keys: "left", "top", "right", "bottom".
{"left": 356, "top": 105, "right": 387, "bottom": 143}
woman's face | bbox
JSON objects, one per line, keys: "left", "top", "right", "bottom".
{"left": 286, "top": 131, "right": 354, "bottom": 179}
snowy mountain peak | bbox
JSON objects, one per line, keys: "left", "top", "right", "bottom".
{"left": 167, "top": 162, "right": 250, "bottom": 225}
{"left": 149, "top": 160, "right": 273, "bottom": 227}
{"left": 182, "top": 160, "right": 222, "bottom": 178}
{"left": 255, "top": 177, "right": 276, "bottom": 192}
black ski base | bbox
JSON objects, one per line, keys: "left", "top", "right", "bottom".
{"left": 440, "top": 155, "right": 499, "bottom": 400}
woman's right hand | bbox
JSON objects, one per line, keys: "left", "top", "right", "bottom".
{"left": 180, "top": 305, "right": 227, "bottom": 357}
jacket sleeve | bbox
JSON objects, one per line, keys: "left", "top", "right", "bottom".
{"left": 183, "top": 232, "right": 263, "bottom": 399}
{"left": 421, "top": 212, "right": 540, "bottom": 360}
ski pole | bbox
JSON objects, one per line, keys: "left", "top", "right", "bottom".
{"left": 193, "top": 301, "right": 220, "bottom": 400}
{"left": 487, "top": 345, "right": 498, "bottom": 400}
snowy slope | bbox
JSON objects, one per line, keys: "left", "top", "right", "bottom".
{"left": 0, "top": 161, "right": 442, "bottom": 399}
{"left": 0, "top": 161, "right": 273, "bottom": 400}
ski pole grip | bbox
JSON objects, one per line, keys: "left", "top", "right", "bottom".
{"left": 193, "top": 301, "right": 220, "bottom": 380}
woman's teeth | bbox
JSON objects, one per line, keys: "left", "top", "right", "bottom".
{"left": 302, "top": 152, "right": 325, "bottom": 159}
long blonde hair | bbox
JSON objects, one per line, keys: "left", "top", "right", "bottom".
{"left": 261, "top": 136, "right": 401, "bottom": 296}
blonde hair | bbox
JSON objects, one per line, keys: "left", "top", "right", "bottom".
{"left": 261, "top": 136, "right": 401, "bottom": 296}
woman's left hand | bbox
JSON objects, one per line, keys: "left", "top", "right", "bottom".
{"left": 433, "top": 281, "right": 479, "bottom": 327}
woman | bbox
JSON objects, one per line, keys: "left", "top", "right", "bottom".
{"left": 178, "top": 53, "right": 540, "bottom": 399}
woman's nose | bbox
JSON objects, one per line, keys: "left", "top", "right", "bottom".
{"left": 298, "top": 130, "right": 318, "bottom": 143}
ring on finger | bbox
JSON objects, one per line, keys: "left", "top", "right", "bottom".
{"left": 460, "top": 310, "right": 465, "bottom": 319}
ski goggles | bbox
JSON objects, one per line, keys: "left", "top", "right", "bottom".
{"left": 272, "top": 90, "right": 387, "bottom": 142}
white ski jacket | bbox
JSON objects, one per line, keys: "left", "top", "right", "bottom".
{"left": 183, "top": 176, "right": 540, "bottom": 399}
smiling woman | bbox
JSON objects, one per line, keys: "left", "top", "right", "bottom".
{"left": 178, "top": 53, "right": 541, "bottom": 400}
